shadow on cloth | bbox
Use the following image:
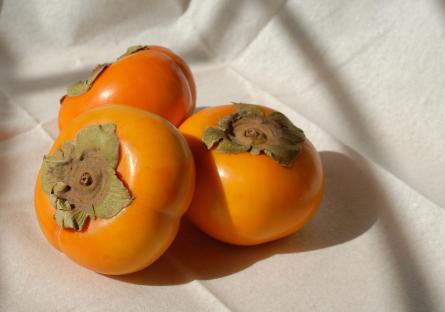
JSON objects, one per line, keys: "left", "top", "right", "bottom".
{"left": 112, "top": 151, "right": 378, "bottom": 285}
{"left": 0, "top": 36, "right": 89, "bottom": 96}
{"left": 275, "top": 8, "right": 437, "bottom": 311}
{"left": 180, "top": 0, "right": 245, "bottom": 63}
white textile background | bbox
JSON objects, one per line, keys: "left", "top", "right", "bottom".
{"left": 1, "top": 0, "right": 444, "bottom": 311}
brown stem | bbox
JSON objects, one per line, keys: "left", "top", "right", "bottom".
{"left": 80, "top": 172, "right": 93, "bottom": 186}
{"left": 244, "top": 128, "right": 261, "bottom": 138}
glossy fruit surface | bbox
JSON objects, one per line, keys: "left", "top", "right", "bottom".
{"left": 148, "top": 45, "right": 196, "bottom": 105}
{"left": 179, "top": 104, "right": 324, "bottom": 246}
{"left": 36, "top": 105, "right": 195, "bottom": 275}
{"left": 59, "top": 46, "right": 195, "bottom": 129}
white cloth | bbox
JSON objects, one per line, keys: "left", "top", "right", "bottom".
{"left": 1, "top": 0, "right": 444, "bottom": 311}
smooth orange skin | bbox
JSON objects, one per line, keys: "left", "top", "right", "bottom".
{"left": 36, "top": 105, "right": 195, "bottom": 275}
{"left": 148, "top": 45, "right": 196, "bottom": 106}
{"left": 59, "top": 46, "right": 195, "bottom": 130}
{"left": 179, "top": 105, "right": 324, "bottom": 246}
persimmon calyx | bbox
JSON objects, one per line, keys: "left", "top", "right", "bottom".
{"left": 202, "top": 103, "right": 306, "bottom": 167}
{"left": 40, "top": 124, "right": 133, "bottom": 231}
{"left": 63, "top": 44, "right": 149, "bottom": 98}
{"left": 119, "top": 45, "right": 149, "bottom": 59}
{"left": 66, "top": 63, "right": 109, "bottom": 97}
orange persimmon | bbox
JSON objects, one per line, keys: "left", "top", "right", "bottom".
{"left": 179, "top": 103, "right": 324, "bottom": 246}
{"left": 35, "top": 105, "right": 195, "bottom": 275}
{"left": 59, "top": 45, "right": 195, "bottom": 130}
{"left": 148, "top": 45, "right": 196, "bottom": 105}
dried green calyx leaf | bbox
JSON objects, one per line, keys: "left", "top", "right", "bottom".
{"left": 40, "top": 124, "right": 133, "bottom": 231}
{"left": 202, "top": 103, "right": 306, "bottom": 167}
{"left": 119, "top": 45, "right": 149, "bottom": 59}
{"left": 62, "top": 44, "right": 150, "bottom": 100}
{"left": 75, "top": 124, "right": 119, "bottom": 168}
{"left": 66, "top": 63, "right": 109, "bottom": 97}
{"left": 94, "top": 167, "right": 133, "bottom": 219}
{"left": 54, "top": 201, "right": 88, "bottom": 231}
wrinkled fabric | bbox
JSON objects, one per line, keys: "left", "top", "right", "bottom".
{"left": 0, "top": 1, "right": 444, "bottom": 311}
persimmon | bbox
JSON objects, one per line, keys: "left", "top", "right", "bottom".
{"left": 179, "top": 103, "right": 324, "bottom": 246}
{"left": 148, "top": 45, "right": 196, "bottom": 105}
{"left": 35, "top": 105, "right": 195, "bottom": 275}
{"left": 59, "top": 45, "right": 195, "bottom": 130}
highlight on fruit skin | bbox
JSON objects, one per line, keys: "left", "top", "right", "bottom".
{"left": 35, "top": 105, "right": 196, "bottom": 275}
{"left": 179, "top": 103, "right": 324, "bottom": 246}
{"left": 59, "top": 45, "right": 196, "bottom": 130}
